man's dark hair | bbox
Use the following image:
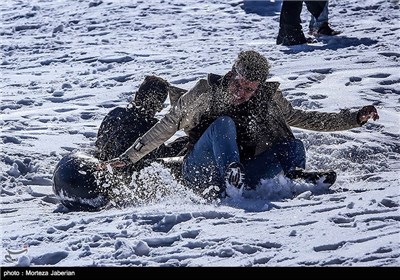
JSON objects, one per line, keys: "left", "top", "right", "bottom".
{"left": 233, "top": 50, "right": 270, "bottom": 83}
{"left": 134, "top": 75, "right": 169, "bottom": 108}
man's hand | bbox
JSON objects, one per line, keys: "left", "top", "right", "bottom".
{"left": 357, "top": 105, "right": 379, "bottom": 125}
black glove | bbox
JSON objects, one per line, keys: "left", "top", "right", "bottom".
{"left": 357, "top": 105, "right": 379, "bottom": 125}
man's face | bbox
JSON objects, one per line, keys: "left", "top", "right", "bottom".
{"left": 228, "top": 70, "right": 260, "bottom": 106}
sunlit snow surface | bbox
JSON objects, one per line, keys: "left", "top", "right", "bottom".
{"left": 1, "top": 0, "right": 399, "bottom": 267}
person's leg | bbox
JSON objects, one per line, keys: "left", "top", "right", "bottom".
{"left": 182, "top": 116, "right": 240, "bottom": 189}
{"left": 242, "top": 139, "right": 306, "bottom": 187}
{"left": 242, "top": 149, "right": 281, "bottom": 187}
{"left": 281, "top": 139, "right": 336, "bottom": 186}
{"left": 309, "top": 1, "right": 329, "bottom": 32}
{"left": 304, "top": 1, "right": 327, "bottom": 20}
{"left": 279, "top": 0, "right": 303, "bottom": 29}
{"left": 274, "top": 139, "right": 306, "bottom": 174}
{"left": 277, "top": 1, "right": 308, "bottom": 46}
{"left": 308, "top": 0, "right": 340, "bottom": 36}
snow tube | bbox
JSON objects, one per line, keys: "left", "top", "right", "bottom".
{"left": 52, "top": 152, "right": 109, "bottom": 211}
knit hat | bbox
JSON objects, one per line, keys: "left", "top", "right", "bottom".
{"left": 233, "top": 51, "right": 270, "bottom": 83}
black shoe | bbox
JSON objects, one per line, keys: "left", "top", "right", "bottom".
{"left": 277, "top": 33, "right": 317, "bottom": 46}
{"left": 225, "top": 162, "right": 247, "bottom": 190}
{"left": 277, "top": 33, "right": 307, "bottom": 46}
{"left": 286, "top": 168, "right": 337, "bottom": 186}
{"left": 277, "top": 26, "right": 313, "bottom": 46}
{"left": 316, "top": 22, "right": 341, "bottom": 36}
{"left": 138, "top": 75, "right": 169, "bottom": 93}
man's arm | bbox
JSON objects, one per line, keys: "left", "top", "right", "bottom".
{"left": 274, "top": 89, "right": 379, "bottom": 131}
{"left": 123, "top": 80, "right": 213, "bottom": 163}
{"left": 98, "top": 104, "right": 183, "bottom": 170}
{"left": 100, "top": 79, "right": 210, "bottom": 171}
{"left": 122, "top": 107, "right": 182, "bottom": 163}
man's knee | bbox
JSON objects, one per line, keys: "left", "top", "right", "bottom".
{"left": 210, "top": 116, "right": 237, "bottom": 140}
{"left": 293, "top": 139, "right": 306, "bottom": 155}
{"left": 213, "top": 116, "right": 236, "bottom": 130}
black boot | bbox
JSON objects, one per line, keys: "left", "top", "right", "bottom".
{"left": 276, "top": 25, "right": 308, "bottom": 46}
{"left": 286, "top": 168, "right": 337, "bottom": 186}
{"left": 317, "top": 22, "right": 341, "bottom": 36}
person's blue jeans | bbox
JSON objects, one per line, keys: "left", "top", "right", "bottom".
{"left": 182, "top": 116, "right": 306, "bottom": 190}
{"left": 182, "top": 116, "right": 240, "bottom": 188}
{"left": 242, "top": 139, "right": 306, "bottom": 186}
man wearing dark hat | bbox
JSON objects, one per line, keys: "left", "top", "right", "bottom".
{"left": 102, "top": 51, "right": 379, "bottom": 199}
{"left": 95, "top": 75, "right": 187, "bottom": 175}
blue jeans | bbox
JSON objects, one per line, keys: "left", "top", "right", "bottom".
{"left": 182, "top": 116, "right": 306, "bottom": 190}
{"left": 182, "top": 117, "right": 240, "bottom": 188}
{"left": 242, "top": 139, "right": 306, "bottom": 186}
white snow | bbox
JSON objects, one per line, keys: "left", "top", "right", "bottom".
{"left": 1, "top": 0, "right": 399, "bottom": 267}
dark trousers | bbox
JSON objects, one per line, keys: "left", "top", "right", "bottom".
{"left": 277, "top": 0, "right": 327, "bottom": 45}
{"left": 279, "top": 0, "right": 327, "bottom": 29}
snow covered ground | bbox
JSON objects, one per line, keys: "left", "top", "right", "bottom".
{"left": 1, "top": 0, "right": 399, "bottom": 267}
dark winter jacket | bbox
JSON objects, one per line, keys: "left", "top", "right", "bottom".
{"left": 96, "top": 93, "right": 188, "bottom": 170}
{"left": 123, "top": 73, "right": 361, "bottom": 163}
{"left": 95, "top": 105, "right": 159, "bottom": 161}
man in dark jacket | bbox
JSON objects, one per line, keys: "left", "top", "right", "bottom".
{"left": 103, "top": 51, "right": 379, "bottom": 198}
{"left": 95, "top": 75, "right": 187, "bottom": 175}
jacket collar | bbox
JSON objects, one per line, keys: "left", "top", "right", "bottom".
{"left": 207, "top": 73, "right": 280, "bottom": 89}
{"left": 207, "top": 73, "right": 280, "bottom": 99}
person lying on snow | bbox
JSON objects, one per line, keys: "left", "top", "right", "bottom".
{"left": 52, "top": 76, "right": 189, "bottom": 211}
{"left": 100, "top": 50, "right": 379, "bottom": 199}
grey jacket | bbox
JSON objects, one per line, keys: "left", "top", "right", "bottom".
{"left": 123, "top": 73, "right": 360, "bottom": 163}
